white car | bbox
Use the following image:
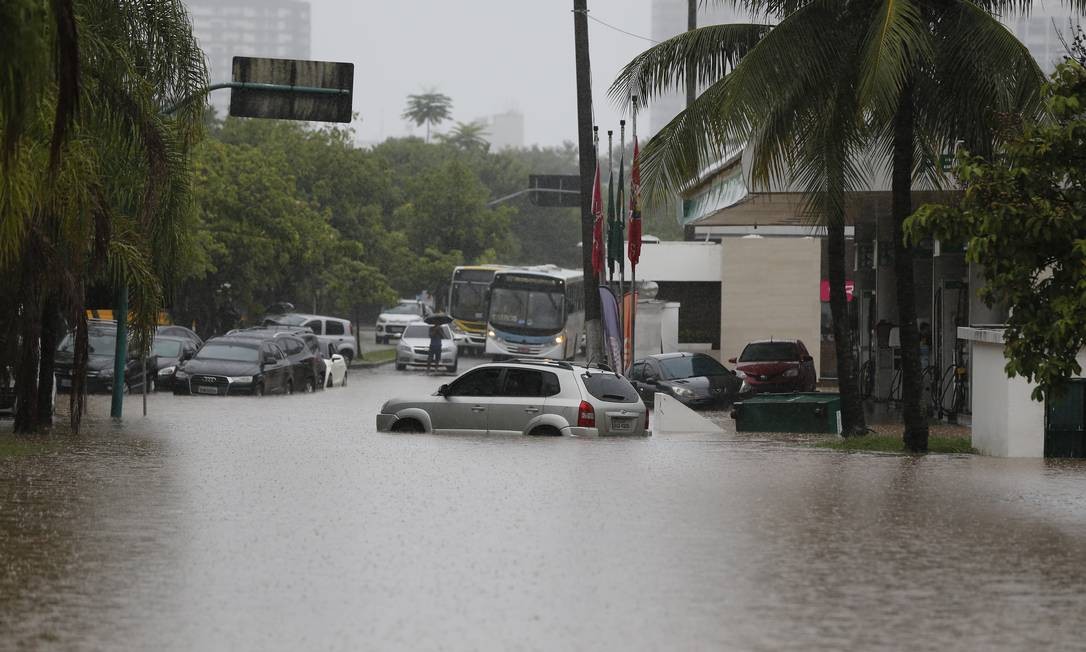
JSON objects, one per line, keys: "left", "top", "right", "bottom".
{"left": 376, "top": 359, "right": 649, "bottom": 437}
{"left": 323, "top": 350, "right": 348, "bottom": 388}
{"left": 375, "top": 300, "right": 432, "bottom": 344}
{"left": 395, "top": 322, "right": 458, "bottom": 372}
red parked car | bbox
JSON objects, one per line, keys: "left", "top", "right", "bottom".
{"left": 730, "top": 339, "right": 817, "bottom": 394}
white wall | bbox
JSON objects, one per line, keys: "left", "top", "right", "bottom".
{"left": 961, "top": 327, "right": 1060, "bottom": 458}
{"left": 615, "top": 241, "right": 722, "bottom": 283}
{"left": 720, "top": 237, "right": 822, "bottom": 374}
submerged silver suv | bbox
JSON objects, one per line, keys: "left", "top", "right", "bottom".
{"left": 376, "top": 360, "right": 648, "bottom": 436}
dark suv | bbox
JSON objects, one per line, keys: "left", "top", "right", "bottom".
{"left": 729, "top": 339, "right": 817, "bottom": 394}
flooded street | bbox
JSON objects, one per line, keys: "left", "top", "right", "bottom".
{"left": 3, "top": 362, "right": 1086, "bottom": 651}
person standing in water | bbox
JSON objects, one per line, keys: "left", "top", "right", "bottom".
{"left": 426, "top": 324, "right": 443, "bottom": 374}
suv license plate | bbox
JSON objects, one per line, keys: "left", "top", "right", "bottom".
{"left": 196, "top": 386, "right": 219, "bottom": 395}
{"left": 610, "top": 418, "right": 633, "bottom": 431}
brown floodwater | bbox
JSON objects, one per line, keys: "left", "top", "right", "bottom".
{"left": 2, "top": 363, "right": 1085, "bottom": 650}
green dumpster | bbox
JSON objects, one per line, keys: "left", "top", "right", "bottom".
{"left": 1045, "top": 380, "right": 1086, "bottom": 458}
{"left": 732, "top": 393, "right": 842, "bottom": 434}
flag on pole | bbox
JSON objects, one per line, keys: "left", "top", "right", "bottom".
{"left": 608, "top": 166, "right": 624, "bottom": 277}
{"left": 628, "top": 141, "right": 643, "bottom": 267}
{"left": 616, "top": 149, "right": 626, "bottom": 275}
{"left": 606, "top": 165, "right": 616, "bottom": 276}
{"left": 591, "top": 162, "right": 604, "bottom": 277}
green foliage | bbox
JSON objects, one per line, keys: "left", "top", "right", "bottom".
{"left": 176, "top": 120, "right": 590, "bottom": 333}
{"left": 908, "top": 61, "right": 1086, "bottom": 400}
{"left": 815, "top": 434, "right": 975, "bottom": 454}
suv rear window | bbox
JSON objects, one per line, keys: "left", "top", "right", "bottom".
{"left": 580, "top": 373, "right": 639, "bottom": 403}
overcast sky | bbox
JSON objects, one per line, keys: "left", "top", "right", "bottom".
{"left": 308, "top": 0, "right": 655, "bottom": 147}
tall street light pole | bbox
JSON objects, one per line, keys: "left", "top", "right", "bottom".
{"left": 573, "top": 0, "right": 602, "bottom": 362}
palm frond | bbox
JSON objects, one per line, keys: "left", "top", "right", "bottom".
{"left": 857, "top": 0, "right": 932, "bottom": 117}
{"left": 609, "top": 23, "right": 772, "bottom": 109}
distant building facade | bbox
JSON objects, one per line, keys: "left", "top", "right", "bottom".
{"left": 481, "top": 110, "right": 525, "bottom": 150}
{"left": 185, "top": 0, "right": 311, "bottom": 115}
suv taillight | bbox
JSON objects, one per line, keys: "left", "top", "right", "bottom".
{"left": 577, "top": 400, "right": 595, "bottom": 428}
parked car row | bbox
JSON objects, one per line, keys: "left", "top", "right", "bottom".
{"left": 53, "top": 319, "right": 350, "bottom": 397}
{"left": 172, "top": 327, "right": 347, "bottom": 396}
{"left": 628, "top": 339, "right": 817, "bottom": 410}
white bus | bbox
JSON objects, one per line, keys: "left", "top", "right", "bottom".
{"left": 485, "top": 266, "right": 585, "bottom": 360}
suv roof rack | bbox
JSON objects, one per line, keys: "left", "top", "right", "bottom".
{"left": 505, "top": 358, "right": 574, "bottom": 370}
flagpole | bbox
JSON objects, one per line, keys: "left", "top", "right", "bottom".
{"left": 629, "top": 102, "right": 638, "bottom": 376}
{"left": 618, "top": 118, "right": 626, "bottom": 370}
{"left": 607, "top": 130, "right": 614, "bottom": 285}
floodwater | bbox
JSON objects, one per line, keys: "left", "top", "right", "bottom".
{"left": 2, "top": 362, "right": 1086, "bottom": 651}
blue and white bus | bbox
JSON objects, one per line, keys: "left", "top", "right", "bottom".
{"left": 485, "top": 266, "right": 585, "bottom": 360}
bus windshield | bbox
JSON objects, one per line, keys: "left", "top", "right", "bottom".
{"left": 450, "top": 283, "right": 488, "bottom": 321}
{"left": 489, "top": 288, "right": 565, "bottom": 332}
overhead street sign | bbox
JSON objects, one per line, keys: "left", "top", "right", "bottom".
{"left": 528, "top": 174, "right": 581, "bottom": 207}
{"left": 229, "top": 57, "right": 354, "bottom": 123}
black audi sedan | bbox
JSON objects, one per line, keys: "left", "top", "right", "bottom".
{"left": 173, "top": 336, "right": 293, "bottom": 396}
{"left": 629, "top": 352, "right": 744, "bottom": 409}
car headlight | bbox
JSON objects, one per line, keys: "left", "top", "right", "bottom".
{"left": 672, "top": 386, "right": 695, "bottom": 398}
{"left": 157, "top": 365, "right": 176, "bottom": 376}
{"left": 398, "top": 342, "right": 411, "bottom": 351}
{"left": 442, "top": 345, "right": 453, "bottom": 352}
{"left": 98, "top": 368, "right": 113, "bottom": 378}
{"left": 487, "top": 330, "right": 496, "bottom": 338}
{"left": 228, "top": 376, "right": 253, "bottom": 384}
{"left": 734, "top": 369, "right": 746, "bottom": 379}
{"left": 554, "top": 335, "right": 565, "bottom": 344}
{"left": 783, "top": 368, "right": 799, "bottom": 378}
{"left": 174, "top": 370, "right": 188, "bottom": 380}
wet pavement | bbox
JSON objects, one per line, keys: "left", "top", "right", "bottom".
{"left": 2, "top": 361, "right": 1086, "bottom": 650}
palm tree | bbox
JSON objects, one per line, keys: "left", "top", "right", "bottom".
{"left": 438, "top": 120, "right": 491, "bottom": 152}
{"left": 0, "top": 0, "right": 207, "bottom": 434}
{"left": 612, "top": 0, "right": 1044, "bottom": 444}
{"left": 402, "top": 91, "right": 453, "bottom": 143}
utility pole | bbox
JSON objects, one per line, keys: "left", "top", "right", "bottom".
{"left": 573, "top": 0, "right": 602, "bottom": 362}
{"left": 686, "top": 0, "right": 697, "bottom": 107}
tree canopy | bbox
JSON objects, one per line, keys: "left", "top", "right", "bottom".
{"left": 908, "top": 61, "right": 1086, "bottom": 400}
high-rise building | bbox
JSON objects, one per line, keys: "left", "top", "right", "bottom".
{"left": 482, "top": 110, "right": 525, "bottom": 150}
{"left": 185, "top": 0, "right": 311, "bottom": 115}
{"left": 1006, "top": 7, "right": 1080, "bottom": 72}
{"left": 648, "top": 1, "right": 750, "bottom": 136}
{"left": 648, "top": 0, "right": 1080, "bottom": 136}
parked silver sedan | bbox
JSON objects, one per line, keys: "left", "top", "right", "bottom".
{"left": 394, "top": 322, "right": 458, "bottom": 373}
{"left": 376, "top": 360, "right": 648, "bottom": 436}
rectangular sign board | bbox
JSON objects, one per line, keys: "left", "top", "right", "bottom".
{"left": 528, "top": 174, "right": 581, "bottom": 207}
{"left": 230, "top": 57, "right": 354, "bottom": 123}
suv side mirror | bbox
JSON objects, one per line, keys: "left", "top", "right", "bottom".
{"left": 644, "top": 373, "right": 658, "bottom": 384}
{"left": 438, "top": 384, "right": 451, "bottom": 397}
{"left": 262, "top": 354, "right": 277, "bottom": 366}
{"left": 728, "top": 357, "right": 737, "bottom": 364}
{"left": 802, "top": 355, "right": 814, "bottom": 363}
